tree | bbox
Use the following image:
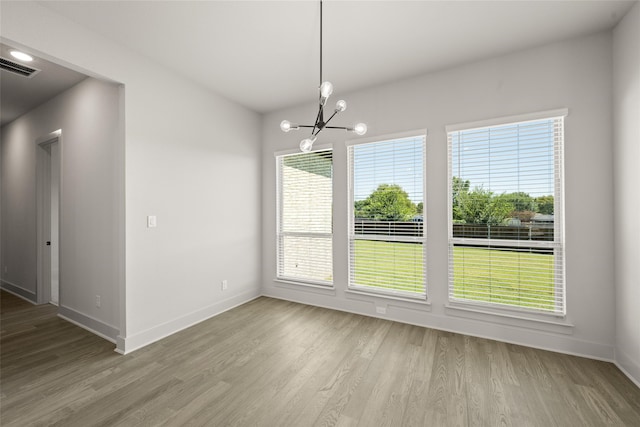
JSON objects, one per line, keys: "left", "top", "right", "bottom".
{"left": 357, "top": 184, "right": 417, "bottom": 221}
{"left": 416, "top": 202, "right": 423, "bottom": 215}
{"left": 354, "top": 199, "right": 368, "bottom": 218}
{"left": 504, "top": 192, "right": 537, "bottom": 212}
{"left": 457, "top": 187, "right": 514, "bottom": 225}
{"left": 452, "top": 176, "right": 470, "bottom": 222}
{"left": 535, "top": 195, "right": 554, "bottom": 214}
{"left": 488, "top": 194, "right": 515, "bottom": 225}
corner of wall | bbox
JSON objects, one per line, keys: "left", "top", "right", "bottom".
{"left": 615, "top": 347, "right": 640, "bottom": 389}
{"left": 612, "top": 1, "right": 640, "bottom": 388}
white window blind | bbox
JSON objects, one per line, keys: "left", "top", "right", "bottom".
{"left": 447, "top": 113, "right": 565, "bottom": 315}
{"left": 276, "top": 149, "right": 333, "bottom": 285}
{"left": 348, "top": 135, "right": 426, "bottom": 298}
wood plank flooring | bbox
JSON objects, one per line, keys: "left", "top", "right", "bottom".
{"left": 1, "top": 290, "right": 639, "bottom": 426}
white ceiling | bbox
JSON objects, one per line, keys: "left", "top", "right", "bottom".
{"left": 11, "top": 1, "right": 640, "bottom": 116}
{"left": 0, "top": 43, "right": 88, "bottom": 127}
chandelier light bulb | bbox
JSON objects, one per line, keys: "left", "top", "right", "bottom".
{"left": 299, "top": 136, "right": 317, "bottom": 153}
{"left": 320, "top": 81, "right": 334, "bottom": 99}
{"left": 280, "top": 120, "right": 292, "bottom": 132}
{"left": 354, "top": 123, "right": 368, "bottom": 136}
{"left": 335, "top": 100, "right": 347, "bottom": 112}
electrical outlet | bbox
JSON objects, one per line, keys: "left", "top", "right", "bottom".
{"left": 376, "top": 306, "right": 387, "bottom": 315}
{"left": 96, "top": 295, "right": 101, "bottom": 308}
{"left": 221, "top": 280, "right": 228, "bottom": 291}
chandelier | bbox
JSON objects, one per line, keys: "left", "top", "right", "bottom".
{"left": 280, "top": 0, "right": 367, "bottom": 152}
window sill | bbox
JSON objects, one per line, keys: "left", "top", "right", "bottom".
{"left": 444, "top": 303, "right": 574, "bottom": 335}
{"left": 346, "top": 288, "right": 431, "bottom": 308}
{"left": 273, "top": 279, "right": 336, "bottom": 295}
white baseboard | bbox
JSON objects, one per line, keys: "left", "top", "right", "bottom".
{"left": 57, "top": 305, "right": 119, "bottom": 343}
{"left": 615, "top": 347, "right": 640, "bottom": 388}
{"left": 117, "top": 288, "right": 261, "bottom": 354}
{"left": 1, "top": 281, "right": 37, "bottom": 304}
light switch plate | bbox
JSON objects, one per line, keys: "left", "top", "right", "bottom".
{"left": 147, "top": 215, "right": 157, "bottom": 228}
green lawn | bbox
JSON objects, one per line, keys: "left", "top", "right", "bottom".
{"left": 452, "top": 246, "right": 556, "bottom": 311}
{"left": 353, "top": 241, "right": 556, "bottom": 311}
{"left": 352, "top": 240, "right": 424, "bottom": 294}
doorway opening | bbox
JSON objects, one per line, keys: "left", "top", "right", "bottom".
{"left": 36, "top": 130, "right": 61, "bottom": 306}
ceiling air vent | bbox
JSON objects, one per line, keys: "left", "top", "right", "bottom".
{"left": 0, "top": 57, "right": 40, "bottom": 78}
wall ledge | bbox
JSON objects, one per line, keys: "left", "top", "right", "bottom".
{"left": 274, "top": 278, "right": 336, "bottom": 296}
{"left": 444, "top": 304, "right": 574, "bottom": 335}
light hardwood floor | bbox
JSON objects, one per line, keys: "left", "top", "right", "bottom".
{"left": 1, "top": 290, "right": 639, "bottom": 426}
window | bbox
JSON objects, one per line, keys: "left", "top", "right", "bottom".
{"left": 347, "top": 134, "right": 426, "bottom": 299}
{"left": 447, "top": 110, "right": 566, "bottom": 315}
{"left": 276, "top": 149, "right": 333, "bottom": 285}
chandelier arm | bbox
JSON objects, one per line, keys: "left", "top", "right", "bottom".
{"left": 320, "top": 0, "right": 323, "bottom": 86}
{"left": 323, "top": 110, "right": 341, "bottom": 127}
{"left": 324, "top": 126, "right": 352, "bottom": 130}
{"left": 312, "top": 103, "right": 325, "bottom": 134}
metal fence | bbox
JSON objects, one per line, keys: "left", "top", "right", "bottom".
{"left": 452, "top": 223, "right": 554, "bottom": 241}
{"left": 354, "top": 220, "right": 423, "bottom": 237}
{"left": 354, "top": 219, "right": 554, "bottom": 241}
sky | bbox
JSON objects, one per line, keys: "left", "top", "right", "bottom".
{"left": 450, "top": 118, "right": 558, "bottom": 198}
{"left": 351, "top": 119, "right": 558, "bottom": 205}
{"left": 352, "top": 136, "right": 425, "bottom": 203}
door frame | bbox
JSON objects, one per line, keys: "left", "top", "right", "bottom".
{"left": 36, "top": 130, "right": 62, "bottom": 305}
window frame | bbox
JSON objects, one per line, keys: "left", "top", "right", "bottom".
{"left": 446, "top": 109, "right": 567, "bottom": 316}
{"left": 275, "top": 145, "right": 334, "bottom": 287}
{"left": 346, "top": 131, "right": 428, "bottom": 300}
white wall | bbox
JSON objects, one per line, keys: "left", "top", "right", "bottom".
{"left": 613, "top": 2, "right": 640, "bottom": 386}
{"left": 1, "top": 1, "right": 262, "bottom": 353}
{"left": 123, "top": 61, "right": 262, "bottom": 352}
{"left": 263, "top": 32, "right": 616, "bottom": 360}
{"left": 1, "top": 111, "right": 37, "bottom": 300}
{"left": 1, "top": 78, "right": 122, "bottom": 338}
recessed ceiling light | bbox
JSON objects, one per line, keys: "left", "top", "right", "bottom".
{"left": 10, "top": 50, "right": 34, "bottom": 62}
